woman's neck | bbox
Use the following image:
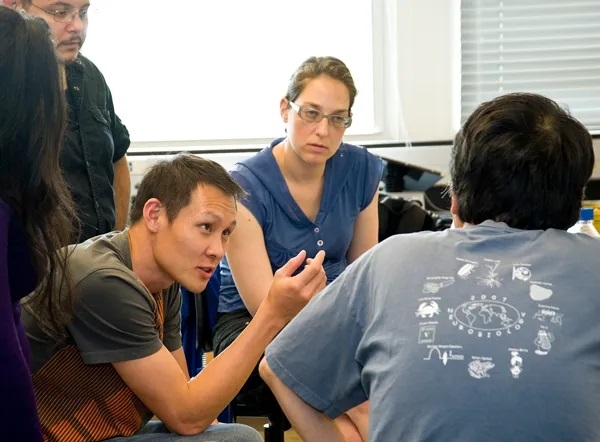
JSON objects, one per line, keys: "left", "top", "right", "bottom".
{"left": 274, "top": 138, "right": 326, "bottom": 184}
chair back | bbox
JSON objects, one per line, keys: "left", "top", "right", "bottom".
{"left": 180, "top": 264, "right": 221, "bottom": 376}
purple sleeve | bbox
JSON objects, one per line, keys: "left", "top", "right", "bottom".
{"left": 0, "top": 202, "right": 43, "bottom": 441}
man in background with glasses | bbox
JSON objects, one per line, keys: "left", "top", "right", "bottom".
{"left": 10, "top": 0, "right": 131, "bottom": 243}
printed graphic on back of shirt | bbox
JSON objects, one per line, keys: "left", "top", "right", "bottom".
{"left": 413, "top": 257, "right": 563, "bottom": 380}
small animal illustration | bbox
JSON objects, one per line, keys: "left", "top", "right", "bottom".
{"left": 422, "top": 279, "right": 455, "bottom": 294}
{"left": 457, "top": 263, "right": 477, "bottom": 279}
{"left": 468, "top": 360, "right": 495, "bottom": 379}
{"left": 416, "top": 301, "right": 441, "bottom": 318}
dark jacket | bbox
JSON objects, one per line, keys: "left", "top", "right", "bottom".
{"left": 63, "top": 54, "right": 130, "bottom": 242}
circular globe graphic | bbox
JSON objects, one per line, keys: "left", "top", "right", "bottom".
{"left": 453, "top": 300, "right": 521, "bottom": 331}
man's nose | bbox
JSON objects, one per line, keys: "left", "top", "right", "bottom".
{"left": 66, "top": 13, "right": 85, "bottom": 33}
{"left": 206, "top": 234, "right": 225, "bottom": 260}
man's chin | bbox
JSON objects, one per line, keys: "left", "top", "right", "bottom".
{"left": 58, "top": 49, "right": 80, "bottom": 64}
{"left": 183, "top": 279, "right": 209, "bottom": 294}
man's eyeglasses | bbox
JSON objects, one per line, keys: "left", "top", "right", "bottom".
{"left": 289, "top": 101, "right": 352, "bottom": 129}
{"left": 30, "top": 3, "right": 89, "bottom": 23}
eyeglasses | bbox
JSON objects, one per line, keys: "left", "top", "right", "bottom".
{"left": 289, "top": 101, "right": 352, "bottom": 129}
{"left": 30, "top": 3, "right": 89, "bottom": 23}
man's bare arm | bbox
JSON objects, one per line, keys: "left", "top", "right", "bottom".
{"left": 170, "top": 347, "right": 190, "bottom": 381}
{"left": 259, "top": 358, "right": 345, "bottom": 442}
{"left": 113, "top": 155, "right": 131, "bottom": 230}
{"left": 113, "top": 250, "right": 326, "bottom": 436}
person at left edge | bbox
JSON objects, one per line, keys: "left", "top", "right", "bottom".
{"left": 0, "top": 5, "right": 77, "bottom": 440}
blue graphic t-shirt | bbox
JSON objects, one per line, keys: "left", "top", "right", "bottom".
{"left": 266, "top": 221, "right": 600, "bottom": 441}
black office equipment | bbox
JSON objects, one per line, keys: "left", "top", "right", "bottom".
{"left": 380, "top": 155, "right": 443, "bottom": 192}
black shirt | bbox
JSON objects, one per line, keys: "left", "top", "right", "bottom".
{"left": 63, "top": 55, "right": 130, "bottom": 242}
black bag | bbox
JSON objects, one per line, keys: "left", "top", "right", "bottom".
{"left": 378, "top": 194, "right": 450, "bottom": 241}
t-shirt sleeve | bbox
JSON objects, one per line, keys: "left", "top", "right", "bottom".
{"left": 264, "top": 250, "right": 376, "bottom": 419}
{"left": 162, "top": 285, "right": 183, "bottom": 352}
{"left": 68, "top": 269, "right": 164, "bottom": 364}
{"left": 360, "top": 150, "right": 383, "bottom": 210}
{"left": 229, "top": 166, "right": 268, "bottom": 225}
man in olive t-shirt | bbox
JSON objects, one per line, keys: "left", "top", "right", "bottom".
{"left": 22, "top": 154, "right": 328, "bottom": 441}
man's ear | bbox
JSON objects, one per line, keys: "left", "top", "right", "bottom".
{"left": 142, "top": 198, "right": 163, "bottom": 233}
{"left": 450, "top": 194, "right": 458, "bottom": 216}
{"left": 450, "top": 194, "right": 464, "bottom": 228}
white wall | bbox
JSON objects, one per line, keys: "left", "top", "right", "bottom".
{"left": 101, "top": 0, "right": 460, "bottom": 153}
{"left": 127, "top": 0, "right": 600, "bottom": 189}
{"left": 127, "top": 0, "right": 463, "bottom": 185}
{"left": 394, "top": 0, "right": 460, "bottom": 142}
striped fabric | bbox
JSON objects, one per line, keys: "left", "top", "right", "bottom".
{"left": 33, "top": 291, "right": 165, "bottom": 442}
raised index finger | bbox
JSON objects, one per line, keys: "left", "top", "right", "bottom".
{"left": 294, "top": 250, "right": 326, "bottom": 284}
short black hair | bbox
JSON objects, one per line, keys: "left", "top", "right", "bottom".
{"left": 451, "top": 92, "right": 594, "bottom": 230}
{"left": 129, "top": 154, "right": 245, "bottom": 224}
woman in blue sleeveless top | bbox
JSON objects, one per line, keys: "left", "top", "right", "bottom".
{"left": 214, "top": 56, "right": 382, "bottom": 440}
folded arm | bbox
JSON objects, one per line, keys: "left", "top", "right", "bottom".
{"left": 114, "top": 250, "right": 326, "bottom": 435}
{"left": 114, "top": 307, "right": 286, "bottom": 435}
{"left": 260, "top": 358, "right": 344, "bottom": 442}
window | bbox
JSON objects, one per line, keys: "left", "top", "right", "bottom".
{"left": 461, "top": 0, "right": 600, "bottom": 133}
{"left": 84, "top": 1, "right": 377, "bottom": 150}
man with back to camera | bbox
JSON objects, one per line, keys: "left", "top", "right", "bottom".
{"left": 260, "top": 92, "right": 600, "bottom": 441}
{"left": 21, "top": 154, "right": 328, "bottom": 441}
{"left": 12, "top": 0, "right": 131, "bottom": 242}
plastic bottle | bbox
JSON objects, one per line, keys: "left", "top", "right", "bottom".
{"left": 593, "top": 206, "right": 600, "bottom": 233}
{"left": 568, "top": 207, "right": 600, "bottom": 237}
